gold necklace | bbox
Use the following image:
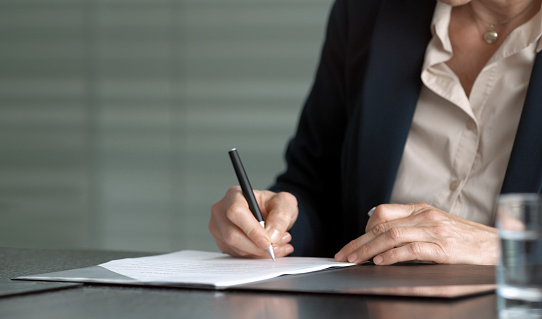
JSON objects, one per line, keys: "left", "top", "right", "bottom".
{"left": 469, "top": 1, "right": 535, "bottom": 44}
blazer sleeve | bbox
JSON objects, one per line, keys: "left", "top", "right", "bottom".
{"left": 269, "top": 0, "right": 380, "bottom": 257}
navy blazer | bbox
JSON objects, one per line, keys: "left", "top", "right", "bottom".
{"left": 270, "top": 0, "right": 542, "bottom": 257}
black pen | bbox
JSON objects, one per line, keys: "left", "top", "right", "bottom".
{"left": 228, "top": 148, "right": 275, "bottom": 261}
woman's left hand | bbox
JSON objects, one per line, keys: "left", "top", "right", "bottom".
{"left": 334, "top": 203, "right": 499, "bottom": 265}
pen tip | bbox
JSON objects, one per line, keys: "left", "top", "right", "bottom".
{"left": 267, "top": 246, "right": 275, "bottom": 261}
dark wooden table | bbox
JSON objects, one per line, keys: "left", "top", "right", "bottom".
{"left": 0, "top": 247, "right": 498, "bottom": 319}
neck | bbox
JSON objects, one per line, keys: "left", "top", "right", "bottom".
{"left": 467, "top": 0, "right": 541, "bottom": 44}
{"left": 470, "top": 0, "right": 540, "bottom": 26}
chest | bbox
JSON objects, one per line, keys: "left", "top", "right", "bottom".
{"left": 445, "top": 46, "right": 496, "bottom": 97}
{"left": 445, "top": 14, "right": 504, "bottom": 97}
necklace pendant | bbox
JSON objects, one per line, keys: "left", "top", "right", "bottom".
{"left": 483, "top": 30, "right": 498, "bottom": 44}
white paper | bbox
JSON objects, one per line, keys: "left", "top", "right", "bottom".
{"left": 99, "top": 250, "right": 355, "bottom": 288}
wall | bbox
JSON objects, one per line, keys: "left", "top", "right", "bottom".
{"left": 0, "top": 0, "right": 332, "bottom": 253}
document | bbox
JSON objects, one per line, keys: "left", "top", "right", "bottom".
{"left": 16, "top": 251, "right": 496, "bottom": 298}
{"left": 98, "top": 250, "right": 354, "bottom": 288}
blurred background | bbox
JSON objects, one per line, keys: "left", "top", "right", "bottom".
{"left": 0, "top": 0, "right": 332, "bottom": 253}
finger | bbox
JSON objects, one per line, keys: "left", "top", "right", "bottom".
{"left": 280, "top": 232, "right": 292, "bottom": 245}
{"left": 336, "top": 222, "right": 421, "bottom": 263}
{"left": 209, "top": 213, "right": 268, "bottom": 258}
{"left": 366, "top": 203, "right": 429, "bottom": 232}
{"left": 210, "top": 187, "right": 296, "bottom": 258}
{"left": 214, "top": 235, "right": 270, "bottom": 258}
{"left": 210, "top": 187, "right": 272, "bottom": 253}
{"left": 372, "top": 242, "right": 446, "bottom": 265}
{"left": 340, "top": 205, "right": 452, "bottom": 262}
{"left": 336, "top": 213, "right": 412, "bottom": 261}
{"left": 273, "top": 243, "right": 295, "bottom": 258}
{"left": 345, "top": 225, "right": 446, "bottom": 264}
{"left": 264, "top": 232, "right": 294, "bottom": 258}
{"left": 225, "top": 199, "right": 272, "bottom": 250}
{"left": 216, "top": 234, "right": 295, "bottom": 259}
{"left": 211, "top": 223, "right": 291, "bottom": 258}
{"left": 335, "top": 232, "right": 373, "bottom": 262}
{"left": 216, "top": 237, "right": 295, "bottom": 259}
{"left": 259, "top": 191, "right": 298, "bottom": 243}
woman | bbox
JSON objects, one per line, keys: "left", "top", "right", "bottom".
{"left": 209, "top": 0, "right": 542, "bottom": 265}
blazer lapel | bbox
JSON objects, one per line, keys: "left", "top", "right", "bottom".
{"left": 501, "top": 53, "right": 542, "bottom": 193}
{"left": 342, "top": 0, "right": 435, "bottom": 236}
{"left": 355, "top": 0, "right": 435, "bottom": 201}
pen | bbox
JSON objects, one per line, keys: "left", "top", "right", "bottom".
{"left": 228, "top": 148, "right": 276, "bottom": 261}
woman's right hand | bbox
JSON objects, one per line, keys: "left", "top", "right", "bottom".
{"left": 209, "top": 186, "right": 298, "bottom": 258}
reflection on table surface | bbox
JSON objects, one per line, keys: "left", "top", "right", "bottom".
{"left": 0, "top": 284, "right": 497, "bottom": 319}
{"left": 211, "top": 288, "right": 497, "bottom": 319}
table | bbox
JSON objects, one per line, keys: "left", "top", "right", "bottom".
{"left": 0, "top": 247, "right": 498, "bottom": 319}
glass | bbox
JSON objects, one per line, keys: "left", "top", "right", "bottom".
{"left": 496, "top": 193, "right": 542, "bottom": 318}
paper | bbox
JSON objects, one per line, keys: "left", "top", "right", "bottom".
{"left": 99, "top": 250, "right": 355, "bottom": 288}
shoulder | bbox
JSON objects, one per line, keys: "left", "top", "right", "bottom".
{"left": 329, "top": 0, "right": 381, "bottom": 24}
{"left": 333, "top": 0, "right": 436, "bottom": 20}
{"left": 329, "top": 0, "right": 435, "bottom": 35}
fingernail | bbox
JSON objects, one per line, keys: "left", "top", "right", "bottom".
{"left": 335, "top": 251, "right": 345, "bottom": 261}
{"left": 269, "top": 229, "right": 280, "bottom": 243}
{"left": 347, "top": 252, "right": 358, "bottom": 263}
{"left": 373, "top": 255, "right": 383, "bottom": 264}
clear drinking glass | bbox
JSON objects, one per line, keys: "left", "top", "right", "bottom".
{"left": 496, "top": 193, "right": 542, "bottom": 319}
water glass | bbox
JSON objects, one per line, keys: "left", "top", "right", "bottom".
{"left": 496, "top": 193, "right": 542, "bottom": 318}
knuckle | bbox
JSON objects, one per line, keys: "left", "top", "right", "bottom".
{"left": 227, "top": 185, "right": 242, "bottom": 194}
{"left": 370, "top": 204, "right": 385, "bottom": 219}
{"left": 225, "top": 206, "right": 244, "bottom": 223}
{"left": 371, "top": 223, "right": 388, "bottom": 236}
{"left": 245, "top": 225, "right": 260, "bottom": 239}
{"left": 374, "top": 204, "right": 386, "bottom": 213}
{"left": 345, "top": 239, "right": 360, "bottom": 252}
{"left": 223, "top": 229, "right": 242, "bottom": 247}
{"left": 272, "top": 209, "right": 292, "bottom": 224}
{"left": 431, "top": 224, "right": 449, "bottom": 236}
{"left": 208, "top": 219, "right": 217, "bottom": 233}
{"left": 385, "top": 248, "right": 399, "bottom": 262}
{"left": 210, "top": 202, "right": 223, "bottom": 219}
{"left": 359, "top": 243, "right": 373, "bottom": 257}
{"left": 407, "top": 242, "right": 423, "bottom": 256}
{"left": 413, "top": 202, "right": 430, "bottom": 210}
{"left": 278, "top": 192, "right": 297, "bottom": 205}
{"left": 210, "top": 201, "right": 218, "bottom": 213}
{"left": 421, "top": 209, "right": 442, "bottom": 220}
{"left": 386, "top": 227, "right": 402, "bottom": 241}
